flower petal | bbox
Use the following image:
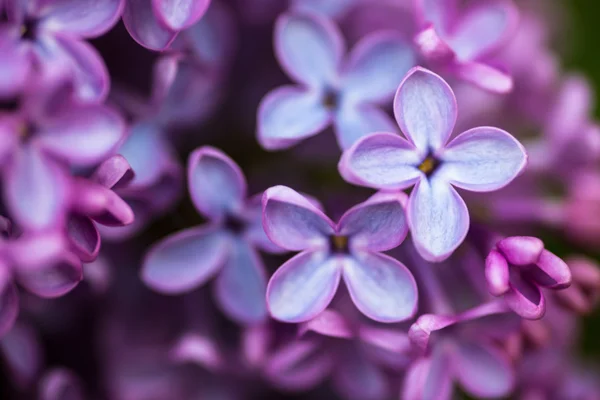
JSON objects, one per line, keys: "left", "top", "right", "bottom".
{"left": 332, "top": 346, "right": 389, "bottom": 400}
{"left": 243, "top": 195, "right": 286, "bottom": 254}
{"left": 342, "top": 32, "right": 415, "bottom": 103}
{"left": 92, "top": 155, "right": 134, "bottom": 190}
{"left": 299, "top": 309, "right": 354, "bottom": 339}
{"left": 414, "top": 0, "right": 457, "bottom": 33}
{"left": 453, "top": 61, "right": 513, "bottom": 93}
{"left": 39, "top": 369, "right": 85, "bottom": 400}
{"left": 438, "top": 127, "right": 527, "bottom": 192}
{"left": 338, "top": 192, "right": 408, "bottom": 252}
{"left": 532, "top": 249, "right": 571, "bottom": 289}
{"left": 497, "top": 236, "right": 544, "bottom": 266}
{"left": 141, "top": 226, "right": 229, "bottom": 294}
{"left": 123, "top": 0, "right": 178, "bottom": 51}
{"left": 342, "top": 252, "right": 417, "bottom": 322}
{"left": 70, "top": 180, "right": 134, "bottom": 227}
{"left": 333, "top": 103, "right": 398, "bottom": 150}
{"left": 447, "top": 0, "right": 518, "bottom": 61}
{"left": 262, "top": 186, "right": 334, "bottom": 251}
{"left": 485, "top": 249, "right": 510, "bottom": 296}
{"left": 188, "top": 146, "right": 246, "bottom": 220}
{"left": 504, "top": 276, "right": 545, "bottom": 319}
{"left": 402, "top": 353, "right": 453, "bottom": 400}
{"left": 0, "top": 36, "right": 31, "bottom": 98}
{"left": 15, "top": 252, "right": 83, "bottom": 298}
{"left": 257, "top": 86, "right": 332, "bottom": 150}
{"left": 39, "top": 0, "right": 124, "bottom": 38}
{"left": 214, "top": 238, "right": 268, "bottom": 324}
{"left": 0, "top": 267, "right": 18, "bottom": 338}
{"left": 407, "top": 177, "right": 469, "bottom": 262}
{"left": 394, "top": 66, "right": 457, "bottom": 152}
{"left": 454, "top": 341, "right": 515, "bottom": 398}
{"left": 152, "top": 0, "right": 210, "bottom": 31}
{"left": 36, "top": 105, "right": 125, "bottom": 167}
{"left": 267, "top": 251, "right": 341, "bottom": 323}
{"left": 0, "top": 321, "right": 42, "bottom": 388}
{"left": 67, "top": 215, "right": 100, "bottom": 263}
{"left": 338, "top": 132, "right": 422, "bottom": 190}
{"left": 275, "top": 12, "right": 343, "bottom": 87}
{"left": 3, "top": 146, "right": 68, "bottom": 231}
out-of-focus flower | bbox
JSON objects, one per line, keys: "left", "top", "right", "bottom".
{"left": 554, "top": 257, "right": 600, "bottom": 315}
{"left": 142, "top": 147, "right": 278, "bottom": 324}
{"left": 38, "top": 368, "right": 85, "bottom": 400}
{"left": 405, "top": 301, "right": 519, "bottom": 400}
{"left": 0, "top": 0, "right": 124, "bottom": 102}
{"left": 258, "top": 12, "right": 415, "bottom": 150}
{"left": 0, "top": 320, "right": 43, "bottom": 388}
{"left": 414, "top": 0, "right": 518, "bottom": 93}
{"left": 485, "top": 236, "right": 571, "bottom": 319}
{"left": 340, "top": 67, "right": 526, "bottom": 261}
{"left": 263, "top": 185, "right": 417, "bottom": 323}
{"left": 123, "top": 0, "right": 211, "bottom": 51}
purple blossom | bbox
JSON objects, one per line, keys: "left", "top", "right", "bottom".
{"left": 38, "top": 368, "right": 85, "bottom": 400}
{"left": 413, "top": 0, "right": 518, "bottom": 93}
{"left": 123, "top": 0, "right": 211, "bottom": 51}
{"left": 142, "top": 146, "right": 277, "bottom": 325}
{"left": 486, "top": 236, "right": 572, "bottom": 319}
{"left": 263, "top": 186, "right": 417, "bottom": 323}
{"left": 339, "top": 67, "right": 527, "bottom": 261}
{"left": 257, "top": 12, "right": 415, "bottom": 150}
{"left": 0, "top": 0, "right": 123, "bottom": 102}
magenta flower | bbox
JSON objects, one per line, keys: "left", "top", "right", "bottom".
{"left": 123, "top": 0, "right": 211, "bottom": 51}
{"left": 414, "top": 0, "right": 518, "bottom": 93}
{"left": 257, "top": 12, "right": 415, "bottom": 150}
{"left": 485, "top": 236, "right": 572, "bottom": 319}
{"left": 339, "top": 67, "right": 527, "bottom": 261}
{"left": 67, "top": 155, "right": 135, "bottom": 263}
{"left": 0, "top": 0, "right": 124, "bottom": 102}
{"left": 405, "top": 301, "right": 519, "bottom": 400}
{"left": 142, "top": 146, "right": 278, "bottom": 324}
{"left": 263, "top": 186, "right": 417, "bottom": 323}
{"left": 0, "top": 79, "right": 126, "bottom": 232}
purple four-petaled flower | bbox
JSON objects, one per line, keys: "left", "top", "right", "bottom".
{"left": 340, "top": 67, "right": 527, "bottom": 261}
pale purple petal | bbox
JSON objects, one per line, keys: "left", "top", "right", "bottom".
{"left": 332, "top": 347, "right": 388, "bottom": 400}
{"left": 403, "top": 352, "right": 453, "bottom": 400}
{"left": 39, "top": 368, "right": 85, "bottom": 400}
{"left": 3, "top": 145, "right": 69, "bottom": 231}
{"left": 453, "top": 61, "right": 513, "bottom": 93}
{"left": 454, "top": 341, "right": 515, "bottom": 398}
{"left": 497, "top": 236, "right": 544, "bottom": 266}
{"left": 438, "top": 127, "right": 527, "bottom": 192}
{"left": 394, "top": 67, "right": 457, "bottom": 152}
{"left": 447, "top": 0, "right": 518, "bottom": 61}
{"left": 262, "top": 186, "right": 334, "bottom": 251}
{"left": 338, "top": 192, "right": 408, "bottom": 252}
{"left": 333, "top": 103, "right": 398, "bottom": 150}
{"left": 123, "top": 0, "right": 178, "bottom": 51}
{"left": 299, "top": 309, "right": 353, "bottom": 339}
{"left": 141, "top": 226, "right": 229, "bottom": 294}
{"left": 0, "top": 321, "right": 42, "bottom": 387}
{"left": 415, "top": 0, "right": 457, "bottom": 33}
{"left": 408, "top": 313, "right": 457, "bottom": 353}
{"left": 15, "top": 252, "right": 83, "bottom": 298}
{"left": 188, "top": 146, "right": 246, "bottom": 220}
{"left": 70, "top": 180, "right": 134, "bottom": 226}
{"left": 342, "top": 253, "right": 417, "bottom": 322}
{"left": 170, "top": 333, "right": 224, "bottom": 371}
{"left": 0, "top": 267, "right": 18, "bottom": 338}
{"left": 359, "top": 327, "right": 412, "bottom": 369}
{"left": 291, "top": 0, "right": 356, "bottom": 19}
{"left": 533, "top": 249, "right": 571, "bottom": 289}
{"left": 267, "top": 251, "right": 341, "bottom": 323}
{"left": 408, "top": 177, "right": 469, "bottom": 262}
{"left": 67, "top": 215, "right": 100, "bottom": 263}
{"left": 243, "top": 195, "right": 286, "bottom": 254}
{"left": 150, "top": 55, "right": 178, "bottom": 107}
{"left": 0, "top": 36, "right": 31, "bottom": 98}
{"left": 275, "top": 13, "right": 343, "bottom": 87}
{"left": 214, "top": 238, "right": 268, "bottom": 324}
{"left": 504, "top": 276, "right": 545, "bottom": 319}
{"left": 36, "top": 105, "right": 125, "bottom": 167}
{"left": 152, "top": 0, "right": 210, "bottom": 30}
{"left": 485, "top": 249, "right": 510, "bottom": 296}
{"left": 341, "top": 32, "right": 415, "bottom": 103}
{"left": 92, "top": 155, "right": 134, "bottom": 189}
{"left": 39, "top": 0, "right": 124, "bottom": 38}
{"left": 338, "top": 132, "right": 422, "bottom": 190}
{"left": 257, "top": 86, "right": 332, "bottom": 150}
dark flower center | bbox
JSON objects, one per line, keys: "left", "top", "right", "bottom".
{"left": 20, "top": 18, "right": 38, "bottom": 40}
{"left": 417, "top": 153, "right": 441, "bottom": 177}
{"left": 224, "top": 214, "right": 246, "bottom": 235}
{"left": 322, "top": 88, "right": 339, "bottom": 110}
{"left": 329, "top": 235, "right": 349, "bottom": 254}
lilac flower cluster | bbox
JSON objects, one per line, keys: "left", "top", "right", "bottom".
{"left": 0, "top": 0, "right": 599, "bottom": 399}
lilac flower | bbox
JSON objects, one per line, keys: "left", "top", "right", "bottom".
{"left": 123, "top": 0, "right": 211, "bottom": 51}
{"left": 555, "top": 257, "right": 600, "bottom": 315}
{"left": 142, "top": 146, "right": 278, "bottom": 324}
{"left": 486, "top": 236, "right": 572, "bottom": 319}
{"left": 405, "top": 301, "right": 519, "bottom": 400}
{"left": 257, "top": 12, "right": 415, "bottom": 150}
{"left": 67, "top": 155, "right": 135, "bottom": 262}
{"left": 263, "top": 186, "right": 417, "bottom": 323}
{"left": 339, "top": 67, "right": 527, "bottom": 261}
{"left": 0, "top": 78, "right": 126, "bottom": 232}
{"left": 38, "top": 368, "right": 85, "bottom": 400}
{"left": 0, "top": 0, "right": 124, "bottom": 102}
{"left": 290, "top": 0, "right": 358, "bottom": 20}
{"left": 413, "top": 0, "right": 518, "bottom": 93}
